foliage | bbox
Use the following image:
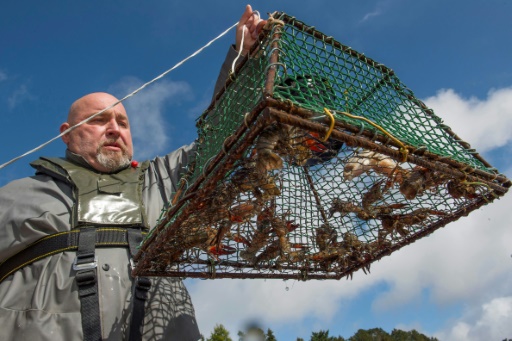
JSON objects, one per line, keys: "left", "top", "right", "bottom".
{"left": 207, "top": 324, "right": 233, "bottom": 341}
{"left": 205, "top": 324, "right": 438, "bottom": 341}
{"left": 348, "top": 328, "right": 439, "bottom": 341}
{"left": 390, "top": 328, "right": 438, "bottom": 340}
{"left": 349, "top": 328, "right": 392, "bottom": 341}
{"left": 311, "top": 330, "right": 346, "bottom": 341}
{"left": 266, "top": 328, "right": 278, "bottom": 341}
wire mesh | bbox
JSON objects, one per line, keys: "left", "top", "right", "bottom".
{"left": 133, "top": 12, "right": 510, "bottom": 280}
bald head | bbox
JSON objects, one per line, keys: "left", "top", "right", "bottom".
{"left": 60, "top": 92, "right": 134, "bottom": 173}
{"left": 67, "top": 92, "right": 122, "bottom": 125}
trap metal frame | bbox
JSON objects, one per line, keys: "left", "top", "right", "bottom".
{"left": 133, "top": 12, "right": 510, "bottom": 280}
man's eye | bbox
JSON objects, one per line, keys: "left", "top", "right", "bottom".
{"left": 90, "top": 118, "right": 104, "bottom": 124}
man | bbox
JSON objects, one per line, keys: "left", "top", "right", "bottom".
{"left": 0, "top": 5, "right": 264, "bottom": 341}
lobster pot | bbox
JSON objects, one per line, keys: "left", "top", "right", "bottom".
{"left": 133, "top": 12, "right": 510, "bottom": 280}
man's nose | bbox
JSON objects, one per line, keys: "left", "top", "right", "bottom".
{"left": 105, "top": 119, "right": 120, "bottom": 138}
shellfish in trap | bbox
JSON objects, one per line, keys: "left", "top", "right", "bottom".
{"left": 132, "top": 12, "right": 510, "bottom": 280}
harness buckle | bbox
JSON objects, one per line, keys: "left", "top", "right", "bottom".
{"left": 73, "top": 255, "right": 98, "bottom": 271}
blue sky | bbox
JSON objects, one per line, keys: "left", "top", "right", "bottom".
{"left": 1, "top": 0, "right": 512, "bottom": 340}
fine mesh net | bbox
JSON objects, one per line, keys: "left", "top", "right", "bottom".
{"left": 133, "top": 12, "right": 510, "bottom": 280}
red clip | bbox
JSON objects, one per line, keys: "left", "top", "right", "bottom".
{"left": 131, "top": 160, "right": 139, "bottom": 168}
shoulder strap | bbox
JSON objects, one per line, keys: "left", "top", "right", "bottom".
{"left": 75, "top": 227, "right": 102, "bottom": 341}
{"left": 30, "top": 157, "right": 72, "bottom": 184}
{"left": 127, "top": 229, "right": 151, "bottom": 341}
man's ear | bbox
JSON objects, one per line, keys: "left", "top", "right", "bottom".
{"left": 60, "top": 123, "right": 70, "bottom": 144}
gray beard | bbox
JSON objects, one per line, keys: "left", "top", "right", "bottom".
{"left": 96, "top": 147, "right": 131, "bottom": 172}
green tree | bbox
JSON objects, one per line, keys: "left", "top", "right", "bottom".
{"left": 390, "top": 329, "right": 439, "bottom": 341}
{"left": 311, "top": 330, "right": 330, "bottom": 341}
{"left": 207, "top": 324, "right": 233, "bottom": 341}
{"left": 331, "top": 337, "right": 346, "bottom": 341}
{"left": 349, "top": 328, "right": 392, "bottom": 341}
{"left": 310, "top": 330, "right": 345, "bottom": 341}
{"left": 266, "top": 328, "right": 277, "bottom": 341}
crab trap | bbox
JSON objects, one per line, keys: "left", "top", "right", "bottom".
{"left": 133, "top": 12, "right": 510, "bottom": 280}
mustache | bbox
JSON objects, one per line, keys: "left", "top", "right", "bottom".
{"left": 100, "top": 139, "right": 127, "bottom": 151}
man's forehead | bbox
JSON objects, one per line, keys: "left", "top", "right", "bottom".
{"left": 84, "top": 95, "right": 124, "bottom": 113}
{"left": 69, "top": 93, "right": 128, "bottom": 121}
{"left": 88, "top": 104, "right": 127, "bottom": 116}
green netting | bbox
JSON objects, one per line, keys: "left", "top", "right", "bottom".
{"left": 133, "top": 12, "right": 510, "bottom": 280}
{"left": 191, "top": 12, "right": 491, "bottom": 182}
{"left": 272, "top": 20, "right": 483, "bottom": 170}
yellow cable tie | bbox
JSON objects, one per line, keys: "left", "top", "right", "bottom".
{"left": 322, "top": 108, "right": 336, "bottom": 142}
{"left": 460, "top": 180, "right": 492, "bottom": 191}
{"left": 335, "top": 110, "right": 409, "bottom": 162}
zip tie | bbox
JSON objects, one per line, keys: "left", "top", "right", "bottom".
{"left": 322, "top": 108, "right": 336, "bottom": 142}
{"left": 335, "top": 110, "right": 409, "bottom": 162}
{"left": 0, "top": 21, "right": 239, "bottom": 170}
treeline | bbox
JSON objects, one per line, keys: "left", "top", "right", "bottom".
{"left": 201, "top": 324, "right": 439, "bottom": 341}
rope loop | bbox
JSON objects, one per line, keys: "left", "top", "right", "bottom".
{"left": 243, "top": 112, "right": 251, "bottom": 128}
{"left": 264, "top": 13, "right": 285, "bottom": 30}
{"left": 222, "top": 136, "right": 233, "bottom": 155}
{"left": 202, "top": 156, "right": 216, "bottom": 178}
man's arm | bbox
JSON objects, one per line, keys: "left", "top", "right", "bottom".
{"left": 144, "top": 5, "right": 266, "bottom": 219}
{"left": 213, "top": 4, "right": 266, "bottom": 98}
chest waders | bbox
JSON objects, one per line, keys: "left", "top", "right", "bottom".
{"left": 0, "top": 157, "right": 152, "bottom": 341}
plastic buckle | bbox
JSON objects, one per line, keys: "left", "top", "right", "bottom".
{"left": 134, "top": 277, "right": 152, "bottom": 300}
{"left": 73, "top": 256, "right": 98, "bottom": 271}
{"left": 136, "top": 277, "right": 151, "bottom": 291}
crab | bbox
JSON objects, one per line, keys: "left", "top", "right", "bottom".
{"left": 378, "top": 208, "right": 446, "bottom": 241}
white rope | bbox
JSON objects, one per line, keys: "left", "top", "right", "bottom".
{"left": 231, "top": 25, "right": 246, "bottom": 74}
{"left": 0, "top": 21, "right": 239, "bottom": 170}
{"left": 231, "top": 10, "right": 260, "bottom": 74}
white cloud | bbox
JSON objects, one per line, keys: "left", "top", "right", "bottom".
{"left": 109, "top": 77, "right": 192, "bottom": 160}
{"left": 424, "top": 87, "right": 512, "bottom": 152}
{"left": 7, "top": 83, "right": 35, "bottom": 109}
{"left": 0, "top": 70, "right": 7, "bottom": 82}
{"left": 189, "top": 274, "right": 373, "bottom": 337}
{"left": 371, "top": 190, "right": 512, "bottom": 310}
{"left": 361, "top": 10, "right": 382, "bottom": 23}
{"left": 435, "top": 296, "right": 512, "bottom": 341}
{"left": 359, "top": 0, "right": 396, "bottom": 23}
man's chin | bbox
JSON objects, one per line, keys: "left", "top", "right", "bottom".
{"left": 96, "top": 151, "right": 131, "bottom": 172}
